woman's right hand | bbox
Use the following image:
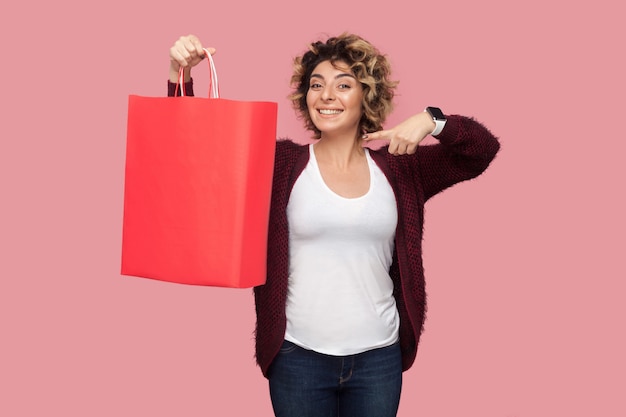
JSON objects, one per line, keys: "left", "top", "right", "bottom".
{"left": 169, "top": 35, "right": 216, "bottom": 83}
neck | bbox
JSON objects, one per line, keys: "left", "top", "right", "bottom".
{"left": 314, "top": 133, "right": 365, "bottom": 169}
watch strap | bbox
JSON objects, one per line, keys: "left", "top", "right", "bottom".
{"left": 425, "top": 107, "right": 446, "bottom": 136}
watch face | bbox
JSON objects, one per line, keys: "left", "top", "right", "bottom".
{"left": 427, "top": 107, "right": 446, "bottom": 121}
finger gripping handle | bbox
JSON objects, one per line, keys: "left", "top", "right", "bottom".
{"left": 176, "top": 48, "right": 219, "bottom": 98}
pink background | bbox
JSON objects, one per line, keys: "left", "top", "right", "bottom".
{"left": 1, "top": 0, "right": 624, "bottom": 416}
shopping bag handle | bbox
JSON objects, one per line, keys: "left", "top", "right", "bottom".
{"left": 176, "top": 48, "right": 220, "bottom": 98}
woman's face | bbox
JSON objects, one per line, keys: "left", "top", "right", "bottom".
{"left": 306, "top": 60, "right": 364, "bottom": 138}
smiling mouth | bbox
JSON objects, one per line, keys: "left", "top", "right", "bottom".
{"left": 318, "top": 109, "right": 343, "bottom": 115}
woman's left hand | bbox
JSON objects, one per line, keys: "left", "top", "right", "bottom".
{"left": 363, "top": 112, "right": 436, "bottom": 155}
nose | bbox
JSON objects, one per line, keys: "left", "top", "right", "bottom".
{"left": 321, "top": 85, "right": 335, "bottom": 101}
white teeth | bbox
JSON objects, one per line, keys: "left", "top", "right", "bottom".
{"left": 319, "top": 109, "right": 342, "bottom": 115}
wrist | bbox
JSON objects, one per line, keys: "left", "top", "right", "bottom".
{"left": 425, "top": 107, "right": 447, "bottom": 136}
{"left": 169, "top": 66, "right": 192, "bottom": 83}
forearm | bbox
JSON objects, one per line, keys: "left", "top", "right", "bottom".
{"left": 169, "top": 66, "right": 192, "bottom": 84}
{"left": 435, "top": 115, "right": 500, "bottom": 165}
{"left": 167, "top": 79, "right": 194, "bottom": 97}
{"left": 418, "top": 114, "right": 500, "bottom": 199}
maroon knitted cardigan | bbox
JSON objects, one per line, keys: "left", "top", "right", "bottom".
{"left": 168, "top": 80, "right": 500, "bottom": 378}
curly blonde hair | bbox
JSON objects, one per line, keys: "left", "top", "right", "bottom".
{"left": 289, "top": 33, "right": 398, "bottom": 139}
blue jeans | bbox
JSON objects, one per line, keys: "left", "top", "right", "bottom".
{"left": 268, "top": 340, "right": 402, "bottom": 417}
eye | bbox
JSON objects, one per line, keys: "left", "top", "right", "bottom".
{"left": 309, "top": 82, "right": 323, "bottom": 90}
{"left": 338, "top": 83, "right": 351, "bottom": 89}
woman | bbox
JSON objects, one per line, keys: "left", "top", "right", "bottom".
{"left": 167, "top": 33, "right": 500, "bottom": 417}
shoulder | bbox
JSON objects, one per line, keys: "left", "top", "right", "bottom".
{"left": 368, "top": 145, "right": 389, "bottom": 162}
{"left": 274, "top": 139, "right": 310, "bottom": 173}
{"left": 276, "top": 138, "right": 308, "bottom": 155}
{"left": 369, "top": 145, "right": 416, "bottom": 172}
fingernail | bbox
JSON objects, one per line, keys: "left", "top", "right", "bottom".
{"left": 361, "top": 134, "right": 368, "bottom": 139}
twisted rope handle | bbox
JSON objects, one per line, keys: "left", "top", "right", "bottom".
{"left": 176, "top": 48, "right": 219, "bottom": 98}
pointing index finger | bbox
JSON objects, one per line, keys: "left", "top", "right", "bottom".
{"left": 362, "top": 130, "right": 389, "bottom": 141}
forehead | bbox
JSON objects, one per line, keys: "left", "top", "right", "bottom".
{"left": 311, "top": 60, "right": 353, "bottom": 77}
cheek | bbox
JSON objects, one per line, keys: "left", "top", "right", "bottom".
{"left": 306, "top": 86, "right": 320, "bottom": 99}
{"left": 305, "top": 92, "right": 315, "bottom": 110}
{"left": 306, "top": 92, "right": 318, "bottom": 118}
{"left": 349, "top": 97, "right": 364, "bottom": 115}
{"left": 346, "top": 90, "right": 364, "bottom": 109}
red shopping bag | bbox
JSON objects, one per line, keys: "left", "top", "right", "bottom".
{"left": 121, "top": 52, "right": 277, "bottom": 287}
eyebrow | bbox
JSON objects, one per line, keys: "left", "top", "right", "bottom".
{"left": 310, "top": 73, "right": 356, "bottom": 81}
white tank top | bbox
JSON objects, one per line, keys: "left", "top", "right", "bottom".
{"left": 284, "top": 144, "right": 399, "bottom": 356}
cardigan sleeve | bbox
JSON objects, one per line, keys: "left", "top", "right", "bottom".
{"left": 414, "top": 114, "right": 500, "bottom": 201}
{"left": 167, "top": 79, "right": 195, "bottom": 97}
